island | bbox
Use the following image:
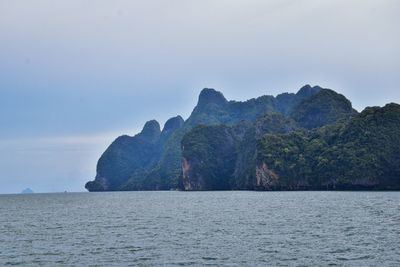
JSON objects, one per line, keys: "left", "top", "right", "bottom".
{"left": 21, "top": 188, "right": 34, "bottom": 194}
{"left": 85, "top": 85, "right": 400, "bottom": 191}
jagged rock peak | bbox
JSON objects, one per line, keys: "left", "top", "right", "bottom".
{"left": 296, "top": 84, "right": 323, "bottom": 98}
{"left": 140, "top": 120, "right": 161, "bottom": 140}
{"left": 198, "top": 88, "right": 227, "bottom": 107}
{"left": 162, "top": 115, "right": 184, "bottom": 133}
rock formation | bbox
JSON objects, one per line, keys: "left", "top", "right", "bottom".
{"left": 86, "top": 85, "right": 400, "bottom": 191}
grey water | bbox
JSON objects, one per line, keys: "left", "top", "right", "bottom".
{"left": 0, "top": 191, "right": 399, "bottom": 266}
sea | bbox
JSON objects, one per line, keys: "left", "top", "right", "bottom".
{"left": 0, "top": 191, "right": 399, "bottom": 266}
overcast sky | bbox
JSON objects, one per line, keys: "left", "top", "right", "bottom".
{"left": 0, "top": 0, "right": 399, "bottom": 193}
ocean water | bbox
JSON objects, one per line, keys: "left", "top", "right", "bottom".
{"left": 0, "top": 191, "right": 399, "bottom": 266}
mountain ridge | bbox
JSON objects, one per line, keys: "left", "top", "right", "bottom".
{"left": 85, "top": 85, "right": 400, "bottom": 191}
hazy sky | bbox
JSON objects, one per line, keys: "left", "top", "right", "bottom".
{"left": 0, "top": 0, "right": 399, "bottom": 193}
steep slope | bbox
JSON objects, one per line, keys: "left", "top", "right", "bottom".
{"left": 232, "top": 113, "right": 298, "bottom": 189}
{"left": 85, "top": 85, "right": 326, "bottom": 191}
{"left": 181, "top": 113, "right": 297, "bottom": 190}
{"left": 290, "top": 89, "right": 357, "bottom": 129}
{"left": 145, "top": 86, "right": 323, "bottom": 190}
{"left": 185, "top": 85, "right": 322, "bottom": 127}
{"left": 276, "top": 84, "right": 322, "bottom": 115}
{"left": 180, "top": 86, "right": 357, "bottom": 191}
{"left": 256, "top": 103, "right": 400, "bottom": 190}
{"left": 121, "top": 88, "right": 287, "bottom": 190}
{"left": 85, "top": 117, "right": 183, "bottom": 191}
{"left": 181, "top": 125, "right": 240, "bottom": 190}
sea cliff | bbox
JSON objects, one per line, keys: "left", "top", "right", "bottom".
{"left": 86, "top": 85, "right": 400, "bottom": 191}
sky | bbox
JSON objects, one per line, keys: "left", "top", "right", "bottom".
{"left": 0, "top": 0, "right": 399, "bottom": 193}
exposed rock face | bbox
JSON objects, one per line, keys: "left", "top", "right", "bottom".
{"left": 181, "top": 158, "right": 203, "bottom": 191}
{"left": 257, "top": 103, "right": 400, "bottom": 190}
{"left": 255, "top": 163, "right": 279, "bottom": 189}
{"left": 87, "top": 85, "right": 323, "bottom": 191}
{"left": 181, "top": 125, "right": 238, "bottom": 190}
{"left": 86, "top": 84, "right": 400, "bottom": 192}
{"left": 181, "top": 112, "right": 298, "bottom": 190}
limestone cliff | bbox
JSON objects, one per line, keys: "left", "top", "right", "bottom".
{"left": 86, "top": 85, "right": 322, "bottom": 191}
{"left": 85, "top": 85, "right": 400, "bottom": 192}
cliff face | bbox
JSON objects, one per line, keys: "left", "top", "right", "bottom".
{"left": 86, "top": 85, "right": 400, "bottom": 192}
{"left": 86, "top": 85, "right": 322, "bottom": 191}
{"left": 181, "top": 125, "right": 240, "bottom": 190}
{"left": 85, "top": 121, "right": 161, "bottom": 191}
{"left": 256, "top": 103, "right": 400, "bottom": 190}
{"left": 181, "top": 112, "right": 298, "bottom": 190}
{"left": 85, "top": 117, "right": 184, "bottom": 191}
{"left": 180, "top": 88, "right": 360, "bottom": 191}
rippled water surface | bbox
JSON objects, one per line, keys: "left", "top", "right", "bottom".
{"left": 0, "top": 191, "right": 399, "bottom": 266}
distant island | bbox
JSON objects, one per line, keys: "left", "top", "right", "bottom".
{"left": 21, "top": 188, "right": 34, "bottom": 194}
{"left": 85, "top": 85, "right": 400, "bottom": 191}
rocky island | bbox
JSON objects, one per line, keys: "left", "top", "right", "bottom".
{"left": 21, "top": 188, "right": 34, "bottom": 194}
{"left": 85, "top": 85, "right": 400, "bottom": 191}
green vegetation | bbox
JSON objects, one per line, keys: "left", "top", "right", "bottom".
{"left": 86, "top": 85, "right": 400, "bottom": 192}
{"left": 291, "top": 89, "right": 357, "bottom": 129}
{"left": 258, "top": 103, "right": 400, "bottom": 189}
{"left": 182, "top": 125, "right": 238, "bottom": 190}
{"left": 181, "top": 113, "right": 298, "bottom": 190}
